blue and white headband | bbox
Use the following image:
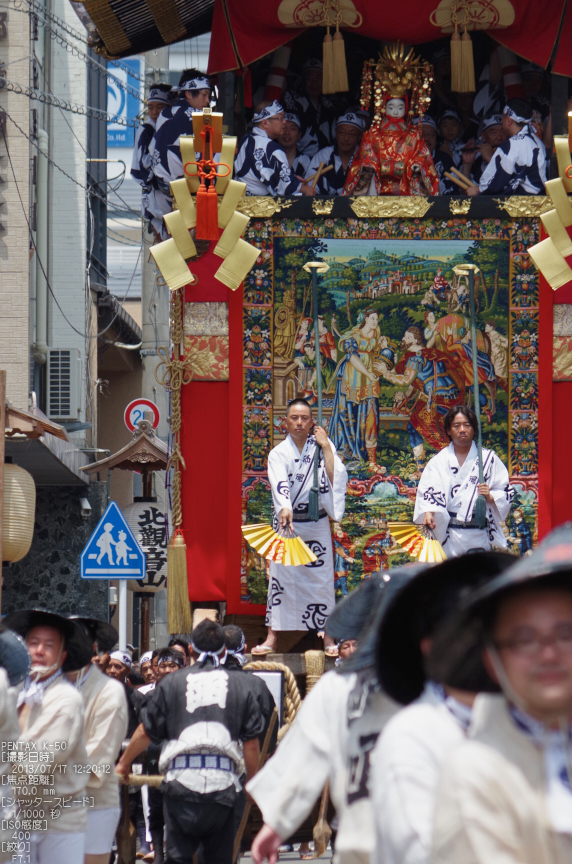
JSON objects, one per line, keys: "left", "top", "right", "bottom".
{"left": 284, "top": 112, "right": 301, "bottom": 128}
{"left": 415, "top": 114, "right": 437, "bottom": 130}
{"left": 253, "top": 100, "right": 284, "bottom": 122}
{"left": 109, "top": 650, "right": 132, "bottom": 669}
{"left": 503, "top": 104, "right": 530, "bottom": 125}
{"left": 336, "top": 111, "right": 365, "bottom": 131}
{"left": 226, "top": 633, "right": 247, "bottom": 667}
{"left": 304, "top": 58, "right": 323, "bottom": 72}
{"left": 148, "top": 88, "right": 171, "bottom": 105}
{"left": 191, "top": 640, "right": 227, "bottom": 667}
{"left": 481, "top": 114, "right": 503, "bottom": 131}
{"left": 175, "top": 77, "right": 210, "bottom": 93}
{"left": 439, "top": 109, "right": 461, "bottom": 124}
{"left": 140, "top": 651, "right": 153, "bottom": 665}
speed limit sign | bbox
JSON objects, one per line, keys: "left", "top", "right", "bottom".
{"left": 124, "top": 399, "right": 160, "bottom": 432}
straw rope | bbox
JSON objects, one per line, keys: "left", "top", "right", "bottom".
{"left": 244, "top": 661, "right": 302, "bottom": 727}
{"left": 155, "top": 288, "right": 193, "bottom": 528}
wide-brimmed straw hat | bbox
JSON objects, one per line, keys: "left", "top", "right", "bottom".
{"left": 4, "top": 609, "right": 93, "bottom": 672}
{"left": 374, "top": 551, "right": 513, "bottom": 704}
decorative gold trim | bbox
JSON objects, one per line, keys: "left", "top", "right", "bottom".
{"left": 236, "top": 197, "right": 292, "bottom": 218}
{"left": 449, "top": 199, "right": 471, "bottom": 215}
{"left": 349, "top": 196, "right": 434, "bottom": 219}
{"left": 312, "top": 199, "right": 335, "bottom": 215}
{"left": 494, "top": 196, "right": 553, "bottom": 218}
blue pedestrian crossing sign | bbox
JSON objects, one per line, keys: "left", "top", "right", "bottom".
{"left": 81, "top": 501, "right": 146, "bottom": 580}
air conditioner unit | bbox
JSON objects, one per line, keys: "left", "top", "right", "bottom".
{"left": 46, "top": 348, "right": 80, "bottom": 420}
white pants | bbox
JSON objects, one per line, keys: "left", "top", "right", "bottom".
{"left": 442, "top": 526, "right": 492, "bottom": 556}
{"left": 29, "top": 831, "right": 85, "bottom": 864}
{"left": 85, "top": 807, "right": 121, "bottom": 854}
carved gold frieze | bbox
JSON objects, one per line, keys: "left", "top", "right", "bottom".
{"left": 494, "top": 196, "right": 553, "bottom": 218}
{"left": 236, "top": 197, "right": 292, "bottom": 218}
{"left": 312, "top": 199, "right": 335, "bottom": 215}
{"left": 349, "top": 197, "right": 434, "bottom": 219}
{"left": 449, "top": 199, "right": 471, "bottom": 215}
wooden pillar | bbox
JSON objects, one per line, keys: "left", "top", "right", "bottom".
{"left": 550, "top": 73, "right": 568, "bottom": 178}
{"left": 0, "top": 371, "right": 5, "bottom": 612}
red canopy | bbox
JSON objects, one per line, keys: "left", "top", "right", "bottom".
{"left": 208, "top": 0, "right": 572, "bottom": 77}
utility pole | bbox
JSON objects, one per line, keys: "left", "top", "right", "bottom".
{"left": 142, "top": 48, "right": 170, "bottom": 646}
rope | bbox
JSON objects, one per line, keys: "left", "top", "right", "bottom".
{"left": 155, "top": 290, "right": 192, "bottom": 529}
{"left": 244, "top": 661, "right": 302, "bottom": 726}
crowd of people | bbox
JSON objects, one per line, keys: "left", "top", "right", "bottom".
{"left": 3, "top": 523, "right": 572, "bottom": 863}
{"left": 0, "top": 614, "right": 275, "bottom": 864}
{"left": 132, "top": 51, "right": 552, "bottom": 232}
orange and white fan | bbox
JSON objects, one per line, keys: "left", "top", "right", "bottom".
{"left": 388, "top": 522, "right": 447, "bottom": 563}
{"left": 241, "top": 523, "right": 317, "bottom": 566}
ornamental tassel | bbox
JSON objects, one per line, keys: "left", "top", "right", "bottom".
{"left": 195, "top": 181, "right": 219, "bottom": 241}
{"left": 167, "top": 529, "right": 193, "bottom": 634}
{"left": 332, "top": 28, "right": 349, "bottom": 93}
{"left": 460, "top": 29, "right": 476, "bottom": 93}
{"left": 322, "top": 28, "right": 335, "bottom": 95}
{"left": 450, "top": 27, "right": 462, "bottom": 92}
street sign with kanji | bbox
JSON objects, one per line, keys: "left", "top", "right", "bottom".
{"left": 81, "top": 501, "right": 146, "bottom": 580}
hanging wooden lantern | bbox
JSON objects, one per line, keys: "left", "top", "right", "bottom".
{"left": 123, "top": 498, "right": 169, "bottom": 593}
{"left": 3, "top": 463, "right": 36, "bottom": 563}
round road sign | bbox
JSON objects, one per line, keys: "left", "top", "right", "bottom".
{"left": 124, "top": 399, "right": 160, "bottom": 432}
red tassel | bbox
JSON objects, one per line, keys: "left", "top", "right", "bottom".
{"left": 195, "top": 182, "right": 219, "bottom": 241}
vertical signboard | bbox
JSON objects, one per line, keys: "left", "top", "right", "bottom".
{"left": 107, "top": 58, "right": 142, "bottom": 148}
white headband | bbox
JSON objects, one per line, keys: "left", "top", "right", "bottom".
{"left": 253, "top": 100, "right": 284, "bottom": 122}
{"left": 175, "top": 77, "right": 210, "bottom": 93}
{"left": 109, "top": 650, "right": 132, "bottom": 669}
{"left": 140, "top": 651, "right": 153, "bottom": 665}
{"left": 148, "top": 88, "right": 171, "bottom": 105}
{"left": 481, "top": 114, "right": 503, "bottom": 131}
{"left": 284, "top": 112, "right": 301, "bottom": 128}
{"left": 336, "top": 112, "right": 365, "bottom": 131}
{"left": 191, "top": 640, "right": 227, "bottom": 667}
{"left": 503, "top": 105, "right": 530, "bottom": 125}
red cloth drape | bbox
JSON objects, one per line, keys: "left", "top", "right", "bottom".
{"left": 208, "top": 0, "right": 572, "bottom": 77}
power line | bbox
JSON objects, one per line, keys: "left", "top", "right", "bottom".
{"left": 1, "top": 76, "right": 139, "bottom": 127}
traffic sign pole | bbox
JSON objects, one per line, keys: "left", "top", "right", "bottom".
{"left": 118, "top": 581, "right": 128, "bottom": 651}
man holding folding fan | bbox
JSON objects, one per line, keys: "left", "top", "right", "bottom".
{"left": 253, "top": 397, "right": 348, "bottom": 656}
{"left": 414, "top": 405, "right": 513, "bottom": 557}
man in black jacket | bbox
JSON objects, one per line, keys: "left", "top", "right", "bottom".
{"left": 116, "top": 620, "right": 263, "bottom": 864}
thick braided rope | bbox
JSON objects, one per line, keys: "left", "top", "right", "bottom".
{"left": 244, "top": 661, "right": 302, "bottom": 726}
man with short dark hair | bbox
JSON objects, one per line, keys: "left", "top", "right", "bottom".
{"left": 431, "top": 525, "right": 572, "bottom": 863}
{"left": 148, "top": 68, "right": 211, "bottom": 226}
{"left": 116, "top": 620, "right": 264, "bottom": 864}
{"left": 169, "top": 637, "right": 191, "bottom": 666}
{"left": 466, "top": 98, "right": 547, "bottom": 196}
{"left": 254, "top": 398, "right": 348, "bottom": 655}
{"left": 234, "top": 101, "right": 316, "bottom": 197}
{"left": 306, "top": 112, "right": 365, "bottom": 195}
{"left": 414, "top": 405, "right": 513, "bottom": 556}
{"left": 156, "top": 647, "right": 186, "bottom": 679}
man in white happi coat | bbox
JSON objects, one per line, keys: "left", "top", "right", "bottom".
{"left": 414, "top": 405, "right": 513, "bottom": 556}
{"left": 249, "top": 573, "right": 401, "bottom": 864}
{"left": 431, "top": 524, "right": 572, "bottom": 864}
{"left": 67, "top": 617, "right": 129, "bottom": 864}
{"left": 4, "top": 609, "right": 93, "bottom": 864}
{"left": 369, "top": 552, "right": 512, "bottom": 864}
{"left": 0, "top": 625, "right": 30, "bottom": 864}
{"left": 254, "top": 397, "right": 348, "bottom": 655}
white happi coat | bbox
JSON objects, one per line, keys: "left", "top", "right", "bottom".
{"left": 413, "top": 442, "right": 513, "bottom": 557}
{"left": 431, "top": 695, "right": 572, "bottom": 864}
{"left": 266, "top": 434, "right": 348, "bottom": 631}
{"left": 371, "top": 685, "right": 469, "bottom": 864}
{"left": 247, "top": 669, "right": 398, "bottom": 864}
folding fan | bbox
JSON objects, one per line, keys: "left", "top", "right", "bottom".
{"left": 388, "top": 522, "right": 447, "bottom": 563}
{"left": 241, "top": 523, "right": 317, "bottom": 565}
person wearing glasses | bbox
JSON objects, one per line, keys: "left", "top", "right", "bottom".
{"left": 414, "top": 405, "right": 513, "bottom": 557}
{"left": 234, "top": 101, "right": 316, "bottom": 197}
{"left": 431, "top": 525, "right": 572, "bottom": 864}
